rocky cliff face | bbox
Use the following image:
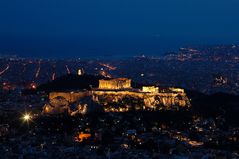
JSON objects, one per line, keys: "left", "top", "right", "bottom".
{"left": 92, "top": 90, "right": 191, "bottom": 112}
{"left": 43, "top": 88, "right": 191, "bottom": 114}
{"left": 49, "top": 91, "right": 88, "bottom": 103}
{"left": 43, "top": 96, "right": 70, "bottom": 114}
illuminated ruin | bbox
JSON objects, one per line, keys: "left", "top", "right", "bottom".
{"left": 43, "top": 78, "right": 191, "bottom": 114}
{"left": 99, "top": 78, "right": 131, "bottom": 90}
{"left": 43, "top": 96, "right": 70, "bottom": 114}
{"left": 142, "top": 86, "right": 159, "bottom": 93}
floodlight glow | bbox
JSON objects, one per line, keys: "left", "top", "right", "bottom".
{"left": 22, "top": 113, "right": 32, "bottom": 122}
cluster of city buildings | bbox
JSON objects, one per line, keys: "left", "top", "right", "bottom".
{"left": 1, "top": 47, "right": 239, "bottom": 95}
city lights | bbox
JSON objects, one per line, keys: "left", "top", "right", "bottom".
{"left": 1, "top": 0, "right": 239, "bottom": 157}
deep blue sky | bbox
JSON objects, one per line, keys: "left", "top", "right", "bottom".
{"left": 1, "top": 0, "right": 239, "bottom": 58}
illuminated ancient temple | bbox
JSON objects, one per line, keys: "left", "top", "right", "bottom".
{"left": 142, "top": 86, "right": 159, "bottom": 93}
{"left": 99, "top": 78, "right": 131, "bottom": 90}
{"left": 44, "top": 77, "right": 191, "bottom": 114}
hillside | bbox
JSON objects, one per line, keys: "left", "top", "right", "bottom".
{"left": 37, "top": 74, "right": 107, "bottom": 92}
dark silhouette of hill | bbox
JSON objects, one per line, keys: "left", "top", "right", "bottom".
{"left": 37, "top": 74, "right": 107, "bottom": 92}
{"left": 186, "top": 90, "right": 239, "bottom": 126}
{"left": 37, "top": 74, "right": 142, "bottom": 92}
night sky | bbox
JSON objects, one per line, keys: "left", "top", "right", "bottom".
{"left": 1, "top": 0, "right": 239, "bottom": 58}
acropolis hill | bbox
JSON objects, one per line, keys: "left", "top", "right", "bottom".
{"left": 43, "top": 77, "right": 191, "bottom": 114}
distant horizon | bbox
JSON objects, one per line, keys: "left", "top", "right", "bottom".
{"left": 1, "top": 35, "right": 239, "bottom": 59}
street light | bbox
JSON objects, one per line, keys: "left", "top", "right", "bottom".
{"left": 22, "top": 113, "right": 32, "bottom": 122}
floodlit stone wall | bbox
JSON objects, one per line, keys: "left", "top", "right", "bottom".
{"left": 92, "top": 89, "right": 191, "bottom": 111}
{"left": 169, "top": 87, "right": 185, "bottom": 93}
{"left": 49, "top": 91, "right": 88, "bottom": 103}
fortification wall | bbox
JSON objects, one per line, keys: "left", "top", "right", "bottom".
{"left": 49, "top": 91, "right": 89, "bottom": 103}
{"left": 46, "top": 89, "right": 190, "bottom": 113}
{"left": 92, "top": 90, "right": 190, "bottom": 108}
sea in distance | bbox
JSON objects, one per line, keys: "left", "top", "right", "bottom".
{"left": 1, "top": 35, "right": 239, "bottom": 60}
